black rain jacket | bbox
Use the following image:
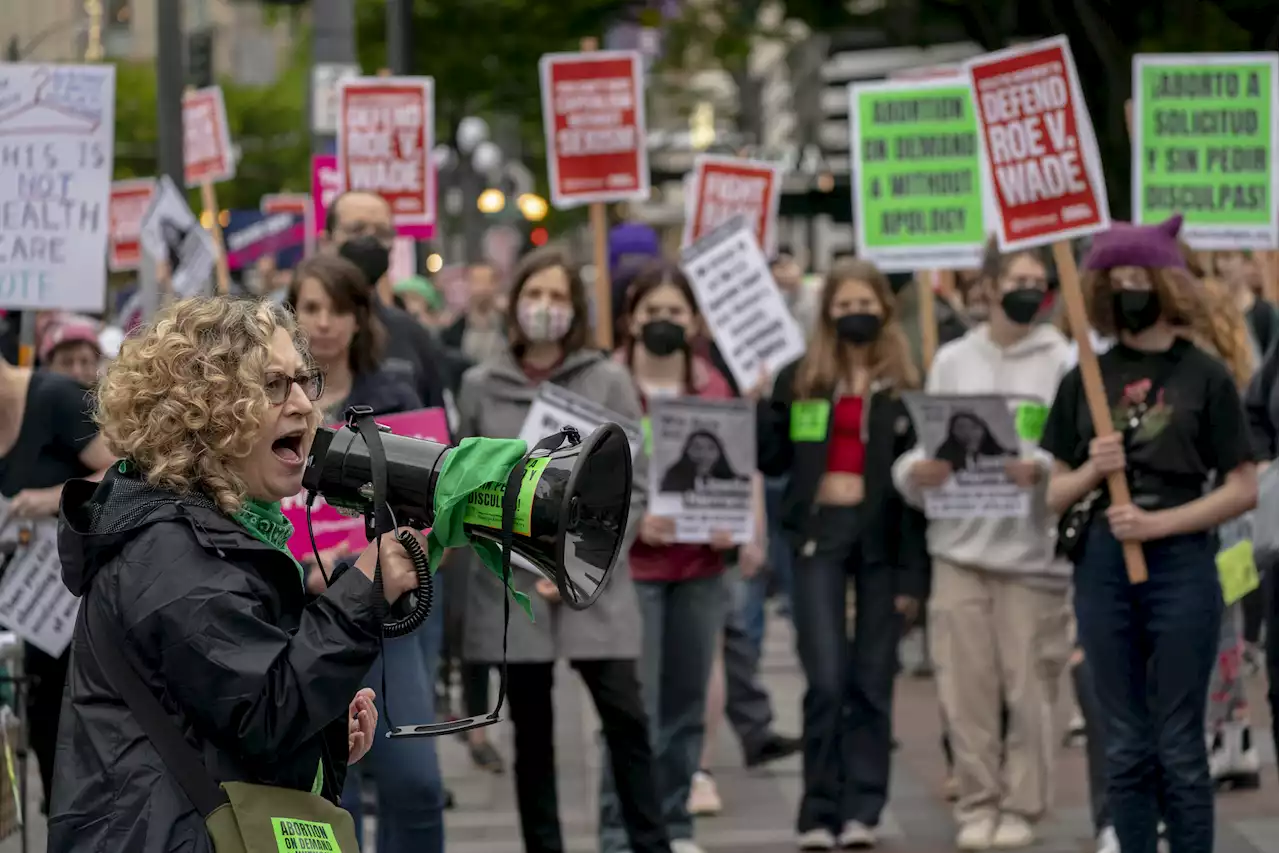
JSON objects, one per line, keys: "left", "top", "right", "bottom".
{"left": 48, "top": 468, "right": 383, "bottom": 853}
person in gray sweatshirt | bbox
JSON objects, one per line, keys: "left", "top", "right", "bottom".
{"left": 891, "top": 240, "right": 1073, "bottom": 851}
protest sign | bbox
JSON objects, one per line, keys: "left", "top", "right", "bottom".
{"left": 902, "top": 393, "right": 1028, "bottom": 520}
{"left": 648, "top": 398, "right": 755, "bottom": 544}
{"left": 280, "top": 408, "right": 450, "bottom": 560}
{"left": 182, "top": 86, "right": 235, "bottom": 186}
{"left": 849, "top": 78, "right": 987, "bottom": 272}
{"left": 682, "top": 155, "right": 783, "bottom": 258}
{"left": 311, "top": 154, "right": 343, "bottom": 238}
{"left": 539, "top": 50, "right": 649, "bottom": 209}
{"left": 0, "top": 63, "right": 115, "bottom": 312}
{"left": 966, "top": 36, "right": 1110, "bottom": 251}
{"left": 680, "top": 216, "right": 806, "bottom": 392}
{"left": 518, "top": 383, "right": 645, "bottom": 462}
{"left": 223, "top": 210, "right": 306, "bottom": 271}
{"left": 1131, "top": 53, "right": 1278, "bottom": 250}
{"left": 336, "top": 76, "right": 436, "bottom": 232}
{"left": 109, "top": 178, "right": 156, "bottom": 272}
{"left": 0, "top": 521, "right": 78, "bottom": 658}
{"left": 262, "top": 192, "right": 311, "bottom": 217}
{"left": 139, "top": 175, "right": 217, "bottom": 298}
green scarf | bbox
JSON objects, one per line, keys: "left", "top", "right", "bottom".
{"left": 232, "top": 499, "right": 305, "bottom": 585}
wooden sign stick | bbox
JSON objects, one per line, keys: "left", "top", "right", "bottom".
{"left": 916, "top": 269, "right": 938, "bottom": 373}
{"left": 580, "top": 36, "right": 614, "bottom": 351}
{"left": 1051, "top": 240, "right": 1148, "bottom": 583}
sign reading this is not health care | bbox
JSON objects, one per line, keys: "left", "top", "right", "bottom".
{"left": 849, "top": 77, "right": 987, "bottom": 272}
{"left": 1132, "top": 53, "right": 1278, "bottom": 250}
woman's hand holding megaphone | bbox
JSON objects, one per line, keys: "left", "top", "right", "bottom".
{"left": 355, "top": 529, "right": 426, "bottom": 604}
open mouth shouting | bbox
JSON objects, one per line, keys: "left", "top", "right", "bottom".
{"left": 271, "top": 428, "right": 308, "bottom": 469}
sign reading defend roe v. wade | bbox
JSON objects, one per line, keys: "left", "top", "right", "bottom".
{"left": 966, "top": 37, "right": 1110, "bottom": 251}
{"left": 0, "top": 63, "right": 116, "bottom": 312}
{"left": 337, "top": 76, "right": 436, "bottom": 232}
{"left": 1131, "top": 53, "right": 1278, "bottom": 250}
{"left": 683, "top": 155, "right": 783, "bottom": 259}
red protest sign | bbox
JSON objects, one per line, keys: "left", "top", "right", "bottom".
{"left": 108, "top": 179, "right": 156, "bottom": 272}
{"left": 539, "top": 51, "right": 649, "bottom": 208}
{"left": 182, "top": 86, "right": 235, "bottom": 186}
{"left": 683, "top": 155, "right": 782, "bottom": 257}
{"left": 966, "top": 36, "right": 1110, "bottom": 251}
{"left": 336, "top": 76, "right": 436, "bottom": 230}
{"left": 261, "top": 193, "right": 310, "bottom": 216}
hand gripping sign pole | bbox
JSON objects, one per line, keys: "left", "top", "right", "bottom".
{"left": 580, "top": 36, "right": 614, "bottom": 351}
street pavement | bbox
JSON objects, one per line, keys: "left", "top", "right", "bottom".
{"left": 3, "top": 610, "right": 1275, "bottom": 852}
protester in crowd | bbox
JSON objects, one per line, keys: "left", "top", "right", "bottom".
{"left": 609, "top": 222, "right": 664, "bottom": 344}
{"left": 49, "top": 297, "right": 424, "bottom": 852}
{"left": 772, "top": 245, "right": 821, "bottom": 338}
{"left": 285, "top": 255, "right": 444, "bottom": 851}
{"left": 893, "top": 240, "right": 1073, "bottom": 849}
{"left": 1213, "top": 250, "right": 1278, "bottom": 359}
{"left": 394, "top": 275, "right": 451, "bottom": 331}
{"left": 758, "top": 259, "right": 928, "bottom": 850}
{"left": 0, "top": 348, "right": 115, "bottom": 815}
{"left": 39, "top": 314, "right": 103, "bottom": 387}
{"left": 1042, "top": 216, "right": 1258, "bottom": 853}
{"left": 894, "top": 272, "right": 970, "bottom": 376}
{"left": 455, "top": 247, "right": 671, "bottom": 853}
{"left": 441, "top": 262, "right": 508, "bottom": 364}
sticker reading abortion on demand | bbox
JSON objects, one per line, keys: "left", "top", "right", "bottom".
{"left": 271, "top": 817, "right": 340, "bottom": 852}
{"left": 682, "top": 155, "right": 783, "bottom": 259}
{"left": 849, "top": 77, "right": 987, "bottom": 272}
{"left": 1132, "top": 53, "right": 1278, "bottom": 250}
{"left": 966, "top": 36, "right": 1110, "bottom": 251}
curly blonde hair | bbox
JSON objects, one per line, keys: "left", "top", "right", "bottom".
{"left": 97, "top": 297, "right": 316, "bottom": 513}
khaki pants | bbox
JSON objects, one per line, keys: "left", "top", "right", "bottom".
{"left": 929, "top": 559, "right": 1071, "bottom": 824}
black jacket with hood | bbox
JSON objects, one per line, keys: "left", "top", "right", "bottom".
{"left": 49, "top": 468, "right": 384, "bottom": 853}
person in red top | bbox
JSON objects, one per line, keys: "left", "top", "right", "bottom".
{"left": 598, "top": 261, "right": 742, "bottom": 853}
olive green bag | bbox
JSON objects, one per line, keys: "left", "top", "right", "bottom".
{"left": 88, "top": 602, "right": 361, "bottom": 852}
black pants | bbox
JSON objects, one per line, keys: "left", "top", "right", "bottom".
{"left": 1072, "top": 654, "right": 1111, "bottom": 835}
{"left": 1262, "top": 551, "right": 1278, "bottom": 751}
{"left": 506, "top": 660, "right": 668, "bottom": 853}
{"left": 790, "top": 505, "right": 899, "bottom": 831}
{"left": 26, "top": 644, "right": 68, "bottom": 812}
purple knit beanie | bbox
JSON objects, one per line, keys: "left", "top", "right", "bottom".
{"left": 1083, "top": 214, "right": 1186, "bottom": 271}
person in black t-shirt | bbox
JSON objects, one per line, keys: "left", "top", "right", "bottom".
{"left": 1041, "top": 215, "right": 1258, "bottom": 853}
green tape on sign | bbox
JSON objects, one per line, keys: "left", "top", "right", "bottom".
{"left": 1133, "top": 55, "right": 1276, "bottom": 245}
{"left": 850, "top": 80, "right": 986, "bottom": 266}
{"left": 462, "top": 455, "right": 550, "bottom": 537}
{"left": 790, "top": 400, "right": 831, "bottom": 443}
{"left": 641, "top": 416, "right": 653, "bottom": 456}
{"left": 1014, "top": 402, "right": 1050, "bottom": 442}
{"left": 271, "top": 817, "right": 340, "bottom": 852}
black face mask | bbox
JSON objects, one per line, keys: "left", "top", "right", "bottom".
{"left": 1113, "top": 290, "right": 1163, "bottom": 334}
{"left": 835, "top": 313, "right": 882, "bottom": 345}
{"left": 338, "top": 235, "right": 391, "bottom": 287}
{"left": 639, "top": 320, "right": 687, "bottom": 357}
{"left": 1000, "top": 288, "right": 1044, "bottom": 325}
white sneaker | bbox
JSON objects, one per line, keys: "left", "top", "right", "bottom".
{"left": 687, "top": 770, "right": 723, "bottom": 816}
{"left": 956, "top": 816, "right": 997, "bottom": 851}
{"left": 797, "top": 827, "right": 837, "bottom": 850}
{"left": 838, "top": 820, "right": 876, "bottom": 848}
{"left": 671, "top": 840, "right": 706, "bottom": 853}
{"left": 1210, "top": 721, "right": 1263, "bottom": 788}
{"left": 1096, "top": 826, "right": 1120, "bottom": 853}
{"left": 991, "top": 814, "right": 1035, "bottom": 848}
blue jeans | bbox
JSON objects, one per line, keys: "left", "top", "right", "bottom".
{"left": 599, "top": 574, "right": 725, "bottom": 851}
{"left": 341, "top": 583, "right": 447, "bottom": 853}
{"left": 1074, "top": 525, "right": 1221, "bottom": 853}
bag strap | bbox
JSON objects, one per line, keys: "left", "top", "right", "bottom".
{"left": 84, "top": 599, "right": 228, "bottom": 817}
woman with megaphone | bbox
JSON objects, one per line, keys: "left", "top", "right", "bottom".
{"left": 455, "top": 247, "right": 671, "bottom": 853}
{"left": 49, "top": 297, "right": 425, "bottom": 853}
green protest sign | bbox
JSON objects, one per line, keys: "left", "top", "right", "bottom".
{"left": 1132, "top": 53, "right": 1278, "bottom": 250}
{"left": 849, "top": 77, "right": 987, "bottom": 273}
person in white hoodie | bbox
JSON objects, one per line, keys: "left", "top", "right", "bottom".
{"left": 891, "top": 240, "right": 1073, "bottom": 851}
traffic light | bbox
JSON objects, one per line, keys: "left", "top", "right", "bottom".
{"left": 186, "top": 29, "right": 214, "bottom": 89}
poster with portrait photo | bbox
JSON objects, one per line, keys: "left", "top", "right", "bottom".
{"left": 648, "top": 397, "right": 755, "bottom": 544}
{"left": 902, "top": 393, "right": 1028, "bottom": 520}
{"left": 138, "top": 175, "right": 217, "bottom": 298}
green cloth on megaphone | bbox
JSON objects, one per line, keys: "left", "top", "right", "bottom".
{"left": 427, "top": 436, "right": 535, "bottom": 620}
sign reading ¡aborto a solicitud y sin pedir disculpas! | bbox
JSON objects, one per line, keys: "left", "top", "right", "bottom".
{"left": 1131, "top": 53, "right": 1278, "bottom": 250}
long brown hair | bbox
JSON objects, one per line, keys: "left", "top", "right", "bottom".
{"left": 1082, "top": 264, "right": 1213, "bottom": 341}
{"left": 619, "top": 260, "right": 699, "bottom": 392}
{"left": 505, "top": 246, "right": 592, "bottom": 357}
{"left": 287, "top": 254, "right": 386, "bottom": 375}
{"left": 793, "top": 259, "right": 919, "bottom": 399}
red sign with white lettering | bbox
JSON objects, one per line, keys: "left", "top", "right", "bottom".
{"left": 966, "top": 37, "right": 1110, "bottom": 251}
{"left": 261, "top": 193, "right": 311, "bottom": 217}
{"left": 539, "top": 51, "right": 649, "bottom": 208}
{"left": 683, "top": 156, "right": 782, "bottom": 257}
{"left": 336, "top": 77, "right": 435, "bottom": 230}
{"left": 108, "top": 178, "right": 156, "bottom": 272}
{"left": 182, "top": 86, "right": 236, "bottom": 187}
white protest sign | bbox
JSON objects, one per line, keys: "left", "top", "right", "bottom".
{"left": 0, "top": 521, "right": 79, "bottom": 658}
{"left": 0, "top": 63, "right": 116, "bottom": 312}
{"left": 649, "top": 397, "right": 756, "bottom": 544}
{"left": 139, "top": 175, "right": 217, "bottom": 298}
{"left": 902, "top": 392, "right": 1029, "bottom": 520}
{"left": 311, "top": 63, "right": 360, "bottom": 135}
{"left": 679, "top": 215, "right": 806, "bottom": 391}
{"left": 518, "top": 383, "right": 644, "bottom": 462}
